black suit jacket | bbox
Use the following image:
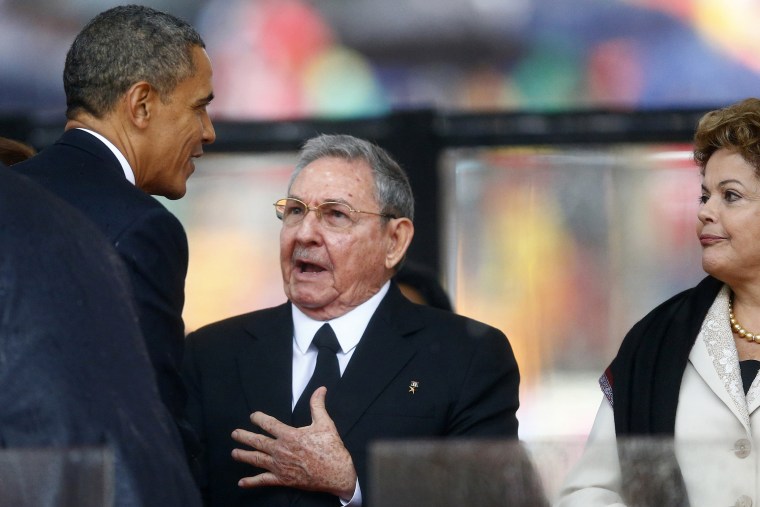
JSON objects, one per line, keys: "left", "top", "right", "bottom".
{"left": 0, "top": 167, "right": 201, "bottom": 506}
{"left": 183, "top": 283, "right": 520, "bottom": 507}
{"left": 12, "top": 129, "right": 195, "bottom": 459}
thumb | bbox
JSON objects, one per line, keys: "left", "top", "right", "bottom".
{"left": 310, "top": 386, "right": 334, "bottom": 426}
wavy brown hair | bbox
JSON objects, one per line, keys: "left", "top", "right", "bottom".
{"left": 0, "top": 137, "right": 36, "bottom": 165}
{"left": 694, "top": 98, "right": 760, "bottom": 175}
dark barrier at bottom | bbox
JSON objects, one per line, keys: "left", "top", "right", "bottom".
{"left": 0, "top": 447, "right": 113, "bottom": 507}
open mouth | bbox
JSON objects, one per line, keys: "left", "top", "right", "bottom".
{"left": 296, "top": 260, "right": 327, "bottom": 274}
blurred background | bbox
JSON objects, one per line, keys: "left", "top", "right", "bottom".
{"left": 5, "top": 0, "right": 760, "bottom": 118}
{"left": 2, "top": 0, "right": 758, "bottom": 446}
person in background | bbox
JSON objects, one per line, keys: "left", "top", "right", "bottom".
{"left": 557, "top": 98, "right": 760, "bottom": 507}
{"left": 11, "top": 4, "right": 215, "bottom": 476}
{"left": 0, "top": 164, "right": 201, "bottom": 507}
{"left": 0, "top": 135, "right": 35, "bottom": 165}
{"left": 394, "top": 260, "right": 454, "bottom": 312}
{"left": 183, "top": 134, "right": 520, "bottom": 506}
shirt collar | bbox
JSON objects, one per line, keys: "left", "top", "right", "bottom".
{"left": 76, "top": 128, "right": 135, "bottom": 185}
{"left": 292, "top": 281, "right": 391, "bottom": 354}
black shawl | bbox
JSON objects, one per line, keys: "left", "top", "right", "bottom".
{"left": 601, "top": 275, "right": 723, "bottom": 506}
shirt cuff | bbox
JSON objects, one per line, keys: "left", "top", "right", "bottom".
{"left": 340, "top": 479, "right": 362, "bottom": 506}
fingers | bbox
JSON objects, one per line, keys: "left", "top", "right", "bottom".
{"left": 231, "top": 428, "right": 267, "bottom": 450}
{"left": 231, "top": 447, "right": 270, "bottom": 468}
{"left": 309, "top": 386, "right": 335, "bottom": 426}
{"left": 310, "top": 386, "right": 327, "bottom": 409}
{"left": 238, "top": 471, "right": 282, "bottom": 489}
{"left": 232, "top": 427, "right": 283, "bottom": 462}
{"left": 250, "top": 411, "right": 292, "bottom": 437}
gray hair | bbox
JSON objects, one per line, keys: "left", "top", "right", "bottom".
{"left": 290, "top": 134, "right": 415, "bottom": 221}
{"left": 64, "top": 5, "right": 205, "bottom": 119}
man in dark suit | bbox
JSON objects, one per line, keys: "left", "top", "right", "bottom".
{"left": 183, "top": 134, "right": 520, "bottom": 506}
{"left": 0, "top": 165, "right": 201, "bottom": 506}
{"left": 12, "top": 5, "right": 215, "bottom": 468}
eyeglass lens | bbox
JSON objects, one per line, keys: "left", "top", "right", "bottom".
{"left": 276, "top": 199, "right": 354, "bottom": 228}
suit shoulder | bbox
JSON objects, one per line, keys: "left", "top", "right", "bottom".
{"left": 412, "top": 305, "right": 508, "bottom": 344}
{"left": 417, "top": 304, "right": 504, "bottom": 331}
{"left": 14, "top": 144, "right": 180, "bottom": 238}
{"left": 188, "top": 304, "right": 288, "bottom": 342}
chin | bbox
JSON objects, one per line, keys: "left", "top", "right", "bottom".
{"left": 291, "top": 297, "right": 327, "bottom": 310}
{"left": 701, "top": 261, "right": 727, "bottom": 283}
{"left": 142, "top": 179, "right": 186, "bottom": 199}
{"left": 162, "top": 184, "right": 187, "bottom": 200}
{"left": 288, "top": 288, "right": 317, "bottom": 306}
{"left": 289, "top": 287, "right": 335, "bottom": 311}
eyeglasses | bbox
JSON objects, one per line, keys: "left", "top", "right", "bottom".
{"left": 274, "top": 198, "right": 395, "bottom": 229}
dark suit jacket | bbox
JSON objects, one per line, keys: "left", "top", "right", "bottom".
{"left": 12, "top": 129, "right": 196, "bottom": 459}
{"left": 0, "top": 167, "right": 201, "bottom": 506}
{"left": 183, "top": 283, "right": 520, "bottom": 507}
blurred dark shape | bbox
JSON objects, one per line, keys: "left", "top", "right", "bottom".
{"left": 0, "top": 166, "right": 201, "bottom": 507}
{"left": 0, "top": 448, "right": 112, "bottom": 507}
{"left": 394, "top": 260, "right": 454, "bottom": 312}
{"left": 0, "top": 135, "right": 35, "bottom": 165}
{"left": 370, "top": 439, "right": 549, "bottom": 507}
{"left": 618, "top": 439, "right": 686, "bottom": 507}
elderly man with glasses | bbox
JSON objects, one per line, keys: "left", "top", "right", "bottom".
{"left": 182, "top": 134, "right": 520, "bottom": 507}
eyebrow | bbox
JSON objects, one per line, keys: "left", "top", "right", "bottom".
{"left": 289, "top": 195, "right": 353, "bottom": 206}
{"left": 702, "top": 179, "right": 745, "bottom": 191}
{"left": 194, "top": 92, "right": 214, "bottom": 107}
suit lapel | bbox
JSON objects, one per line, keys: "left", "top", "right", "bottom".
{"left": 330, "top": 284, "right": 422, "bottom": 437}
{"left": 689, "top": 286, "right": 751, "bottom": 430}
{"left": 236, "top": 303, "right": 295, "bottom": 426}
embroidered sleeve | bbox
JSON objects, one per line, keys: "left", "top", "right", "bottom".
{"left": 599, "top": 367, "right": 614, "bottom": 407}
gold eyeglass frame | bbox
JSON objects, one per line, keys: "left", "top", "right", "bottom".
{"left": 273, "top": 197, "right": 395, "bottom": 227}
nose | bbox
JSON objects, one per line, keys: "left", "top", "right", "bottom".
{"left": 697, "top": 197, "right": 715, "bottom": 224}
{"left": 201, "top": 112, "right": 216, "bottom": 145}
{"left": 293, "top": 207, "right": 323, "bottom": 243}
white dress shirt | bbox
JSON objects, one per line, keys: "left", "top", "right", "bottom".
{"left": 291, "top": 281, "right": 390, "bottom": 408}
{"left": 289, "top": 280, "right": 390, "bottom": 507}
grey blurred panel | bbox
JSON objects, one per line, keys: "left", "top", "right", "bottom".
{"left": 617, "top": 439, "right": 686, "bottom": 507}
{"left": 0, "top": 447, "right": 113, "bottom": 507}
{"left": 370, "top": 438, "right": 715, "bottom": 506}
{"left": 6, "top": 0, "right": 202, "bottom": 23}
{"left": 317, "top": 0, "right": 530, "bottom": 61}
{"left": 370, "top": 440, "right": 548, "bottom": 507}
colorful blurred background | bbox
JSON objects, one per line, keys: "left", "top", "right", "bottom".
{"left": 4, "top": 0, "right": 760, "bottom": 118}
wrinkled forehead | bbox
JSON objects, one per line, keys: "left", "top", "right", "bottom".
{"left": 289, "top": 157, "right": 378, "bottom": 205}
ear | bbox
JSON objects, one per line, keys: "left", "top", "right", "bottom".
{"left": 124, "top": 81, "right": 155, "bottom": 129}
{"left": 384, "top": 218, "right": 414, "bottom": 270}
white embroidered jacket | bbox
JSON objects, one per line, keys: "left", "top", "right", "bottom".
{"left": 557, "top": 286, "right": 760, "bottom": 507}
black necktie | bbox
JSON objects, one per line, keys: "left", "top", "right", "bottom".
{"left": 292, "top": 323, "right": 341, "bottom": 427}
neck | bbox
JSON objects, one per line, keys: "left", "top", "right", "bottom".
{"left": 66, "top": 116, "right": 141, "bottom": 184}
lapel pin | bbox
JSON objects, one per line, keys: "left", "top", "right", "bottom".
{"left": 408, "top": 380, "right": 419, "bottom": 394}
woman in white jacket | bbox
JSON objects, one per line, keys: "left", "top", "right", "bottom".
{"left": 557, "top": 98, "right": 760, "bottom": 507}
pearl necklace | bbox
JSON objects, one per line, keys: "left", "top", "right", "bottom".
{"left": 728, "top": 294, "right": 760, "bottom": 344}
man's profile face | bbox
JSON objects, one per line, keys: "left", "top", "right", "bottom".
{"left": 142, "top": 46, "right": 215, "bottom": 199}
{"left": 280, "top": 157, "right": 393, "bottom": 320}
